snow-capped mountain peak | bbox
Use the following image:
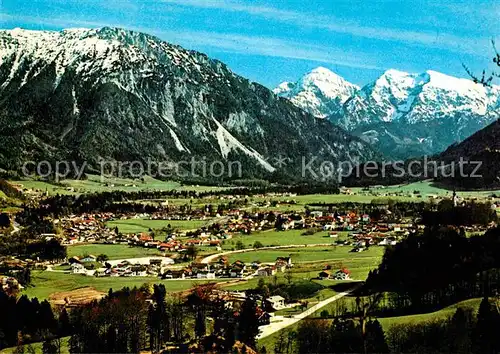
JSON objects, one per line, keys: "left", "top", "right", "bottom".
{"left": 280, "top": 66, "right": 500, "bottom": 159}
{"left": 273, "top": 66, "right": 358, "bottom": 118}
{"left": 299, "top": 66, "right": 359, "bottom": 99}
{"left": 422, "top": 69, "right": 493, "bottom": 97}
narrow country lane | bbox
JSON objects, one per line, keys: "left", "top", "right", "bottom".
{"left": 257, "top": 284, "right": 361, "bottom": 339}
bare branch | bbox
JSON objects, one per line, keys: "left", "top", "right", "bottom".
{"left": 463, "top": 39, "right": 499, "bottom": 87}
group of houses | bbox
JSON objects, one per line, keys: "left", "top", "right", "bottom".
{"left": 66, "top": 252, "right": 296, "bottom": 280}
{"left": 162, "top": 255, "right": 293, "bottom": 280}
{"left": 57, "top": 207, "right": 411, "bottom": 266}
{"left": 195, "top": 288, "right": 288, "bottom": 326}
{"left": 53, "top": 196, "right": 418, "bottom": 259}
{"left": 59, "top": 213, "right": 117, "bottom": 245}
{"left": 68, "top": 255, "right": 175, "bottom": 277}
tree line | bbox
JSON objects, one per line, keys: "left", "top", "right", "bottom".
{"left": 1, "top": 283, "right": 262, "bottom": 353}
{"left": 0, "top": 232, "right": 66, "bottom": 263}
{"left": 365, "top": 226, "right": 500, "bottom": 316}
{"left": 0, "top": 291, "right": 70, "bottom": 350}
{"left": 68, "top": 283, "right": 260, "bottom": 353}
{"left": 422, "top": 200, "right": 497, "bottom": 226}
{"left": 292, "top": 296, "right": 500, "bottom": 354}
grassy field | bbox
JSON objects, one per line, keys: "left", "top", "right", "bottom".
{"left": 67, "top": 244, "right": 164, "bottom": 260}
{"left": 251, "top": 193, "right": 406, "bottom": 205}
{"left": 10, "top": 175, "right": 231, "bottom": 195}
{"left": 24, "top": 270, "right": 226, "bottom": 300}
{"left": 227, "top": 245, "right": 381, "bottom": 263}
{"left": 9, "top": 176, "right": 500, "bottom": 200}
{"left": 365, "top": 180, "right": 500, "bottom": 199}
{"left": 250, "top": 181, "right": 500, "bottom": 209}
{"left": 224, "top": 230, "right": 350, "bottom": 250}
{"left": 377, "top": 298, "right": 482, "bottom": 329}
{"left": 257, "top": 296, "right": 482, "bottom": 352}
{"left": 106, "top": 218, "right": 211, "bottom": 233}
{"left": 309, "top": 294, "right": 482, "bottom": 330}
{"left": 223, "top": 271, "right": 342, "bottom": 302}
{"left": 0, "top": 337, "right": 70, "bottom": 354}
{"left": 225, "top": 246, "right": 383, "bottom": 280}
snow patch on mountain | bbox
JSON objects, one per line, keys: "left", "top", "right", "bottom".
{"left": 212, "top": 118, "right": 275, "bottom": 172}
{"left": 168, "top": 127, "right": 189, "bottom": 153}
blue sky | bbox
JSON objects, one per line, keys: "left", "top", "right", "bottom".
{"left": 1, "top": 0, "right": 499, "bottom": 87}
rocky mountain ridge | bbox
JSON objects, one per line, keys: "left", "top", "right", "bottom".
{"left": 0, "top": 27, "right": 377, "bottom": 181}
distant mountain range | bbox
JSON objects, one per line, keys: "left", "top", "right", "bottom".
{"left": 275, "top": 67, "right": 500, "bottom": 160}
{"left": 0, "top": 27, "right": 378, "bottom": 181}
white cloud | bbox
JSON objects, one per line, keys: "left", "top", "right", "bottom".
{"left": 0, "top": 14, "right": 111, "bottom": 29}
{"left": 159, "top": 0, "right": 494, "bottom": 57}
{"left": 0, "top": 13, "right": 384, "bottom": 70}
{"left": 155, "top": 29, "right": 385, "bottom": 70}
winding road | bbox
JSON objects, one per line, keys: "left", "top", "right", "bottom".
{"left": 257, "top": 284, "right": 361, "bottom": 339}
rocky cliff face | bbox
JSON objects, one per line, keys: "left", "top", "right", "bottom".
{"left": 0, "top": 28, "right": 377, "bottom": 181}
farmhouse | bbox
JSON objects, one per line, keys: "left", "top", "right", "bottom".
{"left": 106, "top": 257, "right": 174, "bottom": 267}
{"left": 1, "top": 276, "right": 22, "bottom": 293}
{"left": 334, "top": 268, "right": 351, "bottom": 280}
{"left": 197, "top": 271, "right": 216, "bottom": 279}
{"left": 275, "top": 256, "right": 293, "bottom": 268}
{"left": 266, "top": 295, "right": 285, "bottom": 310}
{"left": 230, "top": 267, "right": 245, "bottom": 278}
{"left": 257, "top": 266, "right": 276, "bottom": 277}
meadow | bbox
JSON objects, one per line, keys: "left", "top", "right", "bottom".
{"left": 106, "top": 218, "right": 210, "bottom": 233}
{"left": 251, "top": 193, "right": 396, "bottom": 205}
{"left": 10, "top": 175, "right": 231, "bottom": 195}
{"left": 224, "top": 246, "right": 383, "bottom": 282}
{"left": 366, "top": 180, "right": 500, "bottom": 199}
{"left": 0, "top": 337, "right": 70, "bottom": 354}
{"left": 308, "top": 293, "right": 482, "bottom": 330}
{"left": 257, "top": 294, "right": 482, "bottom": 352}
{"left": 24, "top": 270, "right": 226, "bottom": 300}
{"left": 66, "top": 244, "right": 165, "bottom": 260}
{"left": 377, "top": 297, "right": 482, "bottom": 329}
{"left": 223, "top": 230, "right": 349, "bottom": 250}
{"left": 223, "top": 270, "right": 342, "bottom": 302}
{"left": 8, "top": 177, "right": 500, "bottom": 203}
{"left": 246, "top": 180, "right": 498, "bottom": 212}
{"left": 251, "top": 181, "right": 500, "bottom": 208}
